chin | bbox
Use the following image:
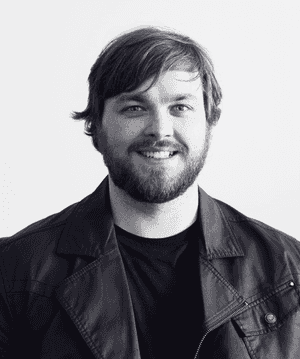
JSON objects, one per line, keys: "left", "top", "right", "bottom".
{"left": 111, "top": 167, "right": 198, "bottom": 203}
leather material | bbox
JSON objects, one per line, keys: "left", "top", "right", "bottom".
{"left": 1, "top": 176, "right": 300, "bottom": 358}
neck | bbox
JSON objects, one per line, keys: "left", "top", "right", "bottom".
{"left": 108, "top": 176, "right": 199, "bottom": 238}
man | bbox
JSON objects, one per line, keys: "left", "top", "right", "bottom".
{"left": 0, "top": 26, "right": 300, "bottom": 359}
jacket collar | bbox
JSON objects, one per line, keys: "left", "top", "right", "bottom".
{"left": 57, "top": 176, "right": 244, "bottom": 259}
{"left": 198, "top": 186, "right": 244, "bottom": 259}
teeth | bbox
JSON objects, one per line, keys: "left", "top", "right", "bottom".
{"left": 140, "top": 151, "right": 174, "bottom": 159}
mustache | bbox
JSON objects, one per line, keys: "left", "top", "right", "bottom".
{"left": 129, "top": 139, "right": 186, "bottom": 153}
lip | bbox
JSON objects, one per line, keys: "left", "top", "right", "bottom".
{"left": 136, "top": 151, "right": 178, "bottom": 162}
{"left": 137, "top": 147, "right": 179, "bottom": 153}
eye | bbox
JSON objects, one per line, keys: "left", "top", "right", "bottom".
{"left": 123, "top": 105, "right": 145, "bottom": 112}
{"left": 172, "top": 104, "right": 190, "bottom": 113}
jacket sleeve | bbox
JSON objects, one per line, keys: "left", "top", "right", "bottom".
{"left": 0, "top": 265, "right": 13, "bottom": 358}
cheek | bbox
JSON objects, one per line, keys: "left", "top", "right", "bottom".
{"left": 106, "top": 116, "right": 145, "bottom": 140}
{"left": 122, "top": 120, "right": 145, "bottom": 138}
{"left": 97, "top": 122, "right": 142, "bottom": 155}
{"left": 177, "top": 119, "right": 207, "bottom": 147}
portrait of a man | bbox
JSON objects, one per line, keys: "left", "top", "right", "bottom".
{"left": 0, "top": 23, "right": 299, "bottom": 359}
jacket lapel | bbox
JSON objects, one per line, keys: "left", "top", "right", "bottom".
{"left": 55, "top": 245, "right": 140, "bottom": 359}
{"left": 55, "top": 177, "right": 140, "bottom": 358}
{"left": 197, "top": 187, "right": 247, "bottom": 334}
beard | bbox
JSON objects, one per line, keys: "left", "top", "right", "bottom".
{"left": 99, "top": 127, "right": 212, "bottom": 204}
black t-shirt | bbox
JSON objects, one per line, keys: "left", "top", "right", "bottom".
{"left": 115, "top": 221, "right": 203, "bottom": 359}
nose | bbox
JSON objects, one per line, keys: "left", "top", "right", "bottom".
{"left": 143, "top": 109, "right": 174, "bottom": 139}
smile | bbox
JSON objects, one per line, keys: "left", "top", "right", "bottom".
{"left": 138, "top": 151, "right": 177, "bottom": 159}
{"left": 137, "top": 151, "right": 178, "bottom": 161}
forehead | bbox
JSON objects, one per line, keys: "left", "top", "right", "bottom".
{"left": 114, "top": 71, "right": 203, "bottom": 104}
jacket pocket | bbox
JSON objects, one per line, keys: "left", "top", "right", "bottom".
{"left": 232, "top": 279, "right": 300, "bottom": 359}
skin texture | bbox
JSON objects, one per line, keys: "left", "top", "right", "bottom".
{"left": 96, "top": 70, "right": 213, "bottom": 238}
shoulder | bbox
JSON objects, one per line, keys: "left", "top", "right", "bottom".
{"left": 0, "top": 178, "right": 110, "bottom": 272}
{"left": 0, "top": 200, "right": 84, "bottom": 285}
{"left": 214, "top": 196, "right": 300, "bottom": 260}
{"left": 0, "top": 178, "right": 109, "bottom": 282}
{"left": 0, "top": 200, "right": 79, "bottom": 248}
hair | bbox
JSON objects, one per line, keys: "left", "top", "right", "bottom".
{"left": 72, "top": 26, "right": 222, "bottom": 150}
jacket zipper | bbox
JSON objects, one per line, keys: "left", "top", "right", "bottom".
{"left": 193, "top": 300, "right": 249, "bottom": 359}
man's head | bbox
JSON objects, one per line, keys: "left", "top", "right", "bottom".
{"left": 72, "top": 26, "right": 222, "bottom": 203}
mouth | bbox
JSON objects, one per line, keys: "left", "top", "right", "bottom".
{"left": 137, "top": 151, "right": 178, "bottom": 159}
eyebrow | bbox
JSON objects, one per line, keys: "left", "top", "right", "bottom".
{"left": 115, "top": 93, "right": 198, "bottom": 104}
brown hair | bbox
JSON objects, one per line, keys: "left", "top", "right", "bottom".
{"left": 72, "top": 26, "right": 222, "bottom": 150}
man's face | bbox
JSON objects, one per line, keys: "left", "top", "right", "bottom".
{"left": 97, "top": 70, "right": 212, "bottom": 203}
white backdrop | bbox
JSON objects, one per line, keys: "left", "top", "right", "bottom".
{"left": 1, "top": 0, "right": 299, "bottom": 239}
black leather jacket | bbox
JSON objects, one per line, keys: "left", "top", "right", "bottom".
{"left": 1, "top": 176, "right": 300, "bottom": 358}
